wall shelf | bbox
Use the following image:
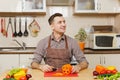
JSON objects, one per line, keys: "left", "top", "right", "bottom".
{"left": 0, "top": 12, "right": 46, "bottom": 17}
{"left": 74, "top": 12, "right": 120, "bottom": 16}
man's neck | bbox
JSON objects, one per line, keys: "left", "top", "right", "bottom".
{"left": 53, "top": 32, "right": 63, "bottom": 42}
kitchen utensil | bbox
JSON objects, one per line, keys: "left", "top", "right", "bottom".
{"left": 1, "top": 18, "right": 4, "bottom": 33}
{"left": 18, "top": 18, "right": 23, "bottom": 37}
{"left": 2, "top": 18, "right": 7, "bottom": 36}
{"left": 13, "top": 18, "right": 17, "bottom": 37}
{"left": 23, "top": 18, "right": 28, "bottom": 37}
{"left": 28, "top": 19, "right": 40, "bottom": 37}
{"left": 6, "top": 18, "right": 14, "bottom": 37}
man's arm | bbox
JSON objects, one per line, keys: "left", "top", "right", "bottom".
{"left": 31, "top": 62, "right": 40, "bottom": 70}
{"left": 77, "top": 60, "right": 88, "bottom": 70}
{"left": 70, "top": 38, "right": 89, "bottom": 73}
{"left": 72, "top": 61, "right": 88, "bottom": 73}
{"left": 31, "top": 62, "right": 54, "bottom": 72}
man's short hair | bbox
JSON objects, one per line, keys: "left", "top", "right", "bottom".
{"left": 48, "top": 13, "right": 63, "bottom": 25}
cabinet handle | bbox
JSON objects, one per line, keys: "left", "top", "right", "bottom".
{"left": 104, "top": 56, "right": 105, "bottom": 64}
{"left": 29, "top": 58, "right": 33, "bottom": 60}
{"left": 97, "top": 2, "right": 101, "bottom": 10}
{"left": 100, "top": 56, "right": 102, "bottom": 64}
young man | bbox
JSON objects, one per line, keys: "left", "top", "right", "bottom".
{"left": 31, "top": 13, "right": 88, "bottom": 73}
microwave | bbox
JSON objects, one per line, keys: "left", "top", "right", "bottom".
{"left": 89, "top": 33, "right": 120, "bottom": 49}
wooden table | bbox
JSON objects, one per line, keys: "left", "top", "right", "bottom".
{"left": 0, "top": 69, "right": 99, "bottom": 80}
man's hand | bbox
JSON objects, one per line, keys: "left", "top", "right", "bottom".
{"left": 39, "top": 64, "right": 53, "bottom": 72}
{"left": 71, "top": 65, "right": 81, "bottom": 73}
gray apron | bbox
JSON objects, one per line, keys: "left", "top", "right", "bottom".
{"left": 45, "top": 35, "right": 71, "bottom": 68}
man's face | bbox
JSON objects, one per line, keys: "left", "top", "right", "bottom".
{"left": 51, "top": 16, "right": 66, "bottom": 34}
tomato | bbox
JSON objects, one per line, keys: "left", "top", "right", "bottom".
{"left": 111, "top": 69, "right": 117, "bottom": 74}
{"left": 106, "top": 70, "right": 112, "bottom": 74}
{"left": 100, "top": 70, "right": 106, "bottom": 75}
{"left": 6, "top": 74, "right": 11, "bottom": 79}
{"left": 19, "top": 76, "right": 27, "bottom": 80}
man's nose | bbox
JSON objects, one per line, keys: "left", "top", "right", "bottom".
{"left": 61, "top": 22, "right": 66, "bottom": 27}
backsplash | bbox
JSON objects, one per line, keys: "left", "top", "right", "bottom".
{"left": 0, "top": 6, "right": 116, "bottom": 48}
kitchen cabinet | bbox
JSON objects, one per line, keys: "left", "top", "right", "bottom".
{"left": 74, "top": 0, "right": 98, "bottom": 13}
{"left": 22, "top": 0, "right": 46, "bottom": 13}
{"left": 85, "top": 54, "right": 100, "bottom": 69}
{"left": 0, "top": 0, "right": 46, "bottom": 17}
{"left": 85, "top": 54, "right": 120, "bottom": 71}
{"left": 97, "top": 0, "right": 120, "bottom": 13}
{"left": 0, "top": 0, "right": 22, "bottom": 12}
{"left": 19, "top": 54, "right": 45, "bottom": 68}
{"left": 74, "top": 0, "right": 120, "bottom": 14}
{"left": 19, "top": 54, "right": 34, "bottom": 68}
{"left": 0, "top": 54, "right": 19, "bottom": 74}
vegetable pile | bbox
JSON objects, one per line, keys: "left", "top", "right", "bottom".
{"left": 93, "top": 65, "right": 120, "bottom": 80}
{"left": 3, "top": 68, "right": 32, "bottom": 80}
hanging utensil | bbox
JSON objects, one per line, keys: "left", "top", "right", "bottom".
{"left": 6, "top": 18, "right": 14, "bottom": 37}
{"left": 2, "top": 18, "right": 7, "bottom": 36}
{"left": 18, "top": 18, "right": 23, "bottom": 37}
{"left": 1, "top": 18, "right": 4, "bottom": 33}
{"left": 23, "top": 18, "right": 28, "bottom": 37}
{"left": 13, "top": 18, "right": 17, "bottom": 37}
{"left": 28, "top": 18, "right": 40, "bottom": 37}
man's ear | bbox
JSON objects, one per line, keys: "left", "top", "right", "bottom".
{"left": 50, "top": 25, "right": 54, "bottom": 30}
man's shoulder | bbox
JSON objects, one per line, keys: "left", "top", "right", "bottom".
{"left": 66, "top": 35, "right": 76, "bottom": 41}
{"left": 38, "top": 35, "right": 50, "bottom": 44}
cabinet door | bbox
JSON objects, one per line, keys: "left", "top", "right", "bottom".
{"left": 19, "top": 54, "right": 34, "bottom": 67}
{"left": 74, "top": 0, "right": 98, "bottom": 13}
{"left": 0, "top": 54, "right": 19, "bottom": 74}
{"left": 98, "top": 0, "right": 119, "bottom": 13}
{"left": 20, "top": 54, "right": 45, "bottom": 68}
{"left": 103, "top": 54, "right": 120, "bottom": 71}
{"left": 85, "top": 54, "right": 101, "bottom": 69}
{"left": 22, "top": 0, "right": 46, "bottom": 12}
{"left": 0, "top": 0, "right": 22, "bottom": 12}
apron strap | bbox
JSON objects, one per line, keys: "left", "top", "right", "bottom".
{"left": 48, "top": 35, "right": 51, "bottom": 48}
{"left": 47, "top": 35, "right": 68, "bottom": 49}
{"left": 65, "top": 35, "right": 68, "bottom": 49}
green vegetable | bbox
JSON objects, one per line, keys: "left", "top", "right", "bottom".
{"left": 8, "top": 68, "right": 21, "bottom": 76}
{"left": 97, "top": 72, "right": 120, "bottom": 80}
{"left": 3, "top": 78, "right": 16, "bottom": 80}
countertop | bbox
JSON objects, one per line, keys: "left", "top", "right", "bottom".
{"left": 0, "top": 69, "right": 98, "bottom": 80}
{"left": 84, "top": 48, "right": 120, "bottom": 54}
{"left": 1, "top": 48, "right": 120, "bottom": 54}
{"left": 0, "top": 47, "right": 35, "bottom": 54}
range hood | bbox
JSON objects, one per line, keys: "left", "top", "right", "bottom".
{"left": 46, "top": 0, "right": 74, "bottom": 6}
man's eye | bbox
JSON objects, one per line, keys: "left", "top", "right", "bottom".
{"left": 58, "top": 21, "right": 62, "bottom": 24}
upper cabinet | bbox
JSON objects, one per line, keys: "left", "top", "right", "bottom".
{"left": 97, "top": 0, "right": 120, "bottom": 13}
{"left": 75, "top": 0, "right": 98, "bottom": 13}
{"left": 74, "top": 0, "right": 120, "bottom": 14}
{"left": 0, "top": 0, "right": 22, "bottom": 12}
{"left": 22, "top": 0, "right": 46, "bottom": 13}
{"left": 0, "top": 0, "right": 46, "bottom": 16}
{"left": 46, "top": 0, "right": 74, "bottom": 6}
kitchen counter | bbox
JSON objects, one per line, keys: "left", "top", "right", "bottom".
{"left": 1, "top": 48, "right": 120, "bottom": 54}
{"left": 0, "top": 48, "right": 35, "bottom": 54}
{"left": 0, "top": 69, "right": 98, "bottom": 80}
{"left": 84, "top": 49, "right": 120, "bottom": 54}
{"left": 0, "top": 50, "right": 34, "bottom": 54}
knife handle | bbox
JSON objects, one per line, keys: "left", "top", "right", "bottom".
{"left": 52, "top": 68, "right": 57, "bottom": 71}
